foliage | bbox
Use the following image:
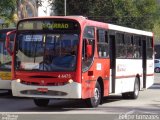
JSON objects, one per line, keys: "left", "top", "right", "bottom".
{"left": 131, "top": 0, "right": 159, "bottom": 30}
{"left": 0, "top": 0, "right": 17, "bottom": 27}
{"left": 1, "top": 0, "right": 160, "bottom": 40}
{"left": 152, "top": 20, "right": 160, "bottom": 41}
{"left": 53, "top": 0, "right": 160, "bottom": 30}
{"left": 52, "top": 0, "right": 92, "bottom": 16}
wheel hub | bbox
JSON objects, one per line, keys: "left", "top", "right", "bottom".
{"left": 94, "top": 88, "right": 100, "bottom": 103}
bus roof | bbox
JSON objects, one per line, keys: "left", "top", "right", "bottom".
{"left": 108, "top": 24, "right": 153, "bottom": 37}
{"left": 18, "top": 16, "right": 153, "bottom": 37}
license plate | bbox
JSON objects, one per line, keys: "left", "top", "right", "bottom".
{"left": 37, "top": 88, "right": 48, "bottom": 93}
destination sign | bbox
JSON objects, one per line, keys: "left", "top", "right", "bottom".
{"left": 18, "top": 20, "right": 80, "bottom": 31}
{"left": 42, "top": 23, "right": 69, "bottom": 29}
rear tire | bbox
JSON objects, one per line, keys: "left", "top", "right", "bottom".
{"left": 86, "top": 82, "right": 101, "bottom": 108}
{"left": 122, "top": 92, "right": 130, "bottom": 99}
{"left": 130, "top": 77, "right": 139, "bottom": 99}
{"left": 122, "top": 77, "right": 139, "bottom": 99}
{"left": 34, "top": 98, "right": 49, "bottom": 107}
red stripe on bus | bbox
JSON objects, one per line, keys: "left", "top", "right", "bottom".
{"left": 116, "top": 74, "right": 154, "bottom": 79}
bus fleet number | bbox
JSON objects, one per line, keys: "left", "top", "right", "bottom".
{"left": 58, "top": 74, "right": 71, "bottom": 78}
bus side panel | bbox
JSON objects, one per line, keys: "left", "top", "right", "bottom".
{"left": 146, "top": 59, "right": 154, "bottom": 88}
{"left": 81, "top": 59, "right": 110, "bottom": 99}
{"left": 115, "top": 59, "right": 142, "bottom": 94}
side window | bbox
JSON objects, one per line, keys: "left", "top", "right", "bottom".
{"left": 133, "top": 35, "right": 142, "bottom": 59}
{"left": 125, "top": 34, "right": 133, "bottom": 59}
{"left": 97, "top": 29, "right": 109, "bottom": 58}
{"left": 82, "top": 26, "right": 95, "bottom": 72}
{"left": 116, "top": 33, "right": 125, "bottom": 58}
{"left": 146, "top": 37, "right": 153, "bottom": 59}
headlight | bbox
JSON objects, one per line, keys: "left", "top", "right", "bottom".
{"left": 16, "top": 79, "right": 21, "bottom": 83}
{"left": 68, "top": 79, "right": 73, "bottom": 83}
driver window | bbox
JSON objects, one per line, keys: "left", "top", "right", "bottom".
{"left": 82, "top": 26, "right": 95, "bottom": 72}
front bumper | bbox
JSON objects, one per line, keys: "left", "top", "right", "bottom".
{"left": 12, "top": 80, "right": 82, "bottom": 99}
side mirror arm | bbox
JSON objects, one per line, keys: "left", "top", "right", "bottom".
{"left": 6, "top": 30, "right": 16, "bottom": 56}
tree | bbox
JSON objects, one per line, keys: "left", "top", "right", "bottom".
{"left": 0, "top": 0, "right": 17, "bottom": 27}
{"left": 53, "top": 0, "right": 160, "bottom": 30}
{"left": 53, "top": 0, "right": 92, "bottom": 16}
{"left": 131, "top": 0, "right": 160, "bottom": 30}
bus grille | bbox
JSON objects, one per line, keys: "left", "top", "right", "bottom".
{"left": 20, "top": 80, "right": 68, "bottom": 86}
{"left": 20, "top": 90, "right": 67, "bottom": 96}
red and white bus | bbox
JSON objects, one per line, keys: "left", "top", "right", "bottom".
{"left": 6, "top": 16, "right": 154, "bottom": 107}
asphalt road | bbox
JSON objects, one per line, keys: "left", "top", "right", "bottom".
{"left": 0, "top": 73, "right": 160, "bottom": 120}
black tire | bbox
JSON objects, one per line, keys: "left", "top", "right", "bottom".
{"left": 122, "top": 77, "right": 139, "bottom": 99}
{"left": 122, "top": 92, "right": 130, "bottom": 99}
{"left": 8, "top": 90, "right": 12, "bottom": 95}
{"left": 130, "top": 77, "right": 139, "bottom": 99}
{"left": 33, "top": 98, "right": 49, "bottom": 107}
{"left": 86, "top": 82, "right": 101, "bottom": 108}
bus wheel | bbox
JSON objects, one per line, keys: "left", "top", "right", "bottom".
{"left": 130, "top": 77, "right": 139, "bottom": 99}
{"left": 86, "top": 82, "right": 101, "bottom": 108}
{"left": 8, "top": 90, "right": 12, "bottom": 95}
{"left": 122, "top": 92, "right": 130, "bottom": 99}
{"left": 122, "top": 77, "right": 139, "bottom": 99}
{"left": 33, "top": 98, "right": 49, "bottom": 107}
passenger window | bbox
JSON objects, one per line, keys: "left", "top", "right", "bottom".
{"left": 116, "top": 33, "right": 126, "bottom": 58}
{"left": 97, "top": 29, "right": 109, "bottom": 58}
{"left": 82, "top": 26, "right": 95, "bottom": 72}
{"left": 125, "top": 34, "right": 133, "bottom": 59}
{"left": 146, "top": 37, "right": 153, "bottom": 59}
{"left": 133, "top": 36, "right": 141, "bottom": 59}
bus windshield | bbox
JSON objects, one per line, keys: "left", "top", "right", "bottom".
{"left": 15, "top": 32, "right": 79, "bottom": 71}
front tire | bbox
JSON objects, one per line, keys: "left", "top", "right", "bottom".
{"left": 8, "top": 90, "right": 12, "bottom": 95}
{"left": 33, "top": 98, "right": 49, "bottom": 107}
{"left": 86, "top": 82, "right": 102, "bottom": 108}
